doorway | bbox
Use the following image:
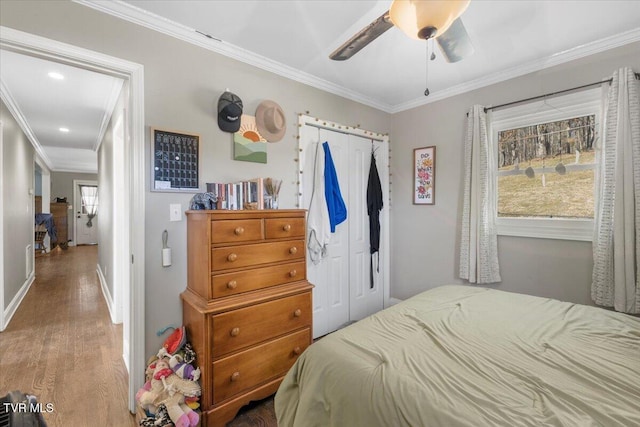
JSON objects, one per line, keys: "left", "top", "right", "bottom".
{"left": 0, "top": 26, "right": 145, "bottom": 412}
{"left": 74, "top": 180, "right": 99, "bottom": 245}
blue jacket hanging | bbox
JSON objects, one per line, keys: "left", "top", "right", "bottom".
{"left": 323, "top": 142, "right": 347, "bottom": 232}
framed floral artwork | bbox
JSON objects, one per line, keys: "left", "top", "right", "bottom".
{"left": 413, "top": 146, "right": 436, "bottom": 205}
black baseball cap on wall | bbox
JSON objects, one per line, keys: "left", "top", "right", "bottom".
{"left": 218, "top": 90, "right": 243, "bottom": 133}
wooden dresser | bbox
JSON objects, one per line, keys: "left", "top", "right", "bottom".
{"left": 182, "top": 209, "right": 313, "bottom": 427}
{"left": 50, "top": 202, "right": 69, "bottom": 249}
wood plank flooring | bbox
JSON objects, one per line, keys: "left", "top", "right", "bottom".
{"left": 0, "top": 246, "right": 136, "bottom": 427}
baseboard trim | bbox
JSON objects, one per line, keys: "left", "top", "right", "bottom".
{"left": 1, "top": 273, "right": 35, "bottom": 331}
{"left": 122, "top": 341, "right": 130, "bottom": 374}
{"left": 387, "top": 297, "right": 403, "bottom": 307}
{"left": 96, "top": 264, "right": 117, "bottom": 324}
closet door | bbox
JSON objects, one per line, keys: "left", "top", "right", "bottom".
{"left": 348, "top": 136, "right": 385, "bottom": 321}
{"left": 299, "top": 122, "right": 388, "bottom": 339}
{"left": 301, "top": 128, "right": 350, "bottom": 338}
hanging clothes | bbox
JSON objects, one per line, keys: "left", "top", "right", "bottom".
{"left": 367, "top": 150, "right": 383, "bottom": 288}
{"left": 307, "top": 141, "right": 331, "bottom": 264}
{"left": 323, "top": 142, "right": 347, "bottom": 232}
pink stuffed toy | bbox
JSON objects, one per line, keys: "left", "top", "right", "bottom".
{"left": 137, "top": 358, "right": 201, "bottom": 427}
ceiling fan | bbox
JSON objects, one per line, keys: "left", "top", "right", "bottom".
{"left": 330, "top": 0, "right": 474, "bottom": 64}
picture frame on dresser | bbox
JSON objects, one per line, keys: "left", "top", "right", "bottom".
{"left": 151, "top": 127, "right": 201, "bottom": 192}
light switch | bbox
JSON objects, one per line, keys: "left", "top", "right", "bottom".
{"left": 170, "top": 204, "right": 182, "bottom": 221}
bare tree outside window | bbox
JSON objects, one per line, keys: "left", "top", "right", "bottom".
{"left": 497, "top": 115, "right": 596, "bottom": 219}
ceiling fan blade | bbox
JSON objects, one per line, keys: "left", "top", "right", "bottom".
{"left": 436, "top": 17, "right": 474, "bottom": 63}
{"left": 330, "top": 11, "right": 393, "bottom": 61}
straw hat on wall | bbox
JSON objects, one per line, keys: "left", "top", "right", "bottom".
{"left": 255, "top": 100, "right": 286, "bottom": 142}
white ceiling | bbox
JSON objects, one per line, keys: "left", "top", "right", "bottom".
{"left": 90, "top": 0, "right": 640, "bottom": 112}
{"left": 1, "top": 1, "right": 639, "bottom": 173}
{"left": 0, "top": 49, "right": 123, "bottom": 173}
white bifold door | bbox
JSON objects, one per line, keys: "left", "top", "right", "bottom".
{"left": 299, "top": 121, "right": 389, "bottom": 338}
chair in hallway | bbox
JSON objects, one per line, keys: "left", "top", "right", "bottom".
{"left": 35, "top": 224, "right": 47, "bottom": 255}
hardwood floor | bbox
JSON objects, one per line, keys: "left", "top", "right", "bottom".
{"left": 0, "top": 246, "right": 136, "bottom": 427}
{"left": 227, "top": 396, "right": 277, "bottom": 427}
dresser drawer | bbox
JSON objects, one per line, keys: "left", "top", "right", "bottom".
{"left": 212, "top": 328, "right": 310, "bottom": 404}
{"left": 265, "top": 217, "right": 305, "bottom": 240}
{"left": 211, "top": 261, "right": 306, "bottom": 298}
{"left": 211, "top": 219, "right": 263, "bottom": 244}
{"left": 211, "top": 240, "right": 305, "bottom": 271}
{"left": 211, "top": 291, "right": 311, "bottom": 357}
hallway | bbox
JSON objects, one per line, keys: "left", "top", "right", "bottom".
{"left": 0, "top": 246, "right": 136, "bottom": 426}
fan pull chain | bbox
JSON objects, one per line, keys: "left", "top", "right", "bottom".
{"left": 424, "top": 40, "right": 430, "bottom": 97}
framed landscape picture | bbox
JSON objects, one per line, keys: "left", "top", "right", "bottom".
{"left": 413, "top": 146, "right": 436, "bottom": 205}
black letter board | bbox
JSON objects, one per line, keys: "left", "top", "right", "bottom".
{"left": 151, "top": 128, "right": 200, "bottom": 192}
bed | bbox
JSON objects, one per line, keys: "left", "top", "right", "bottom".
{"left": 274, "top": 285, "right": 640, "bottom": 426}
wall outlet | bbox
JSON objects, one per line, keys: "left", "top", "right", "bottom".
{"left": 170, "top": 204, "right": 182, "bottom": 221}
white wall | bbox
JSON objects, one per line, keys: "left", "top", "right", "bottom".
{"left": 1, "top": 99, "right": 34, "bottom": 312}
{"left": 0, "top": 0, "right": 393, "bottom": 355}
{"left": 390, "top": 41, "right": 640, "bottom": 304}
{"left": 97, "top": 103, "right": 115, "bottom": 306}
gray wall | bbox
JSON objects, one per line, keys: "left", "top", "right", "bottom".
{"left": 390, "top": 41, "right": 640, "bottom": 304}
{"left": 1, "top": 99, "right": 34, "bottom": 311}
{"left": 0, "top": 1, "right": 392, "bottom": 355}
{"left": 50, "top": 171, "right": 98, "bottom": 243}
{"left": 34, "top": 169, "right": 42, "bottom": 196}
{"left": 3, "top": 0, "right": 637, "bottom": 358}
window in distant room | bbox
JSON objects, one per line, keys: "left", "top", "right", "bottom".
{"left": 490, "top": 88, "right": 601, "bottom": 241}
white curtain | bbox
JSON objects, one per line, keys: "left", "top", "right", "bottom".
{"left": 592, "top": 68, "right": 640, "bottom": 314}
{"left": 81, "top": 185, "right": 99, "bottom": 227}
{"left": 459, "top": 105, "right": 501, "bottom": 284}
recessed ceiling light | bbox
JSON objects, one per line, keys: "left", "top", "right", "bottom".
{"left": 59, "top": 127, "right": 70, "bottom": 133}
{"left": 48, "top": 72, "right": 64, "bottom": 80}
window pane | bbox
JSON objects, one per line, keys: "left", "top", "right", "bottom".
{"left": 497, "top": 115, "right": 595, "bottom": 219}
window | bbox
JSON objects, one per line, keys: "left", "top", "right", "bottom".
{"left": 490, "top": 88, "right": 601, "bottom": 241}
{"left": 80, "top": 185, "right": 98, "bottom": 216}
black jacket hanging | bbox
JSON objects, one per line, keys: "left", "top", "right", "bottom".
{"left": 366, "top": 151, "right": 383, "bottom": 289}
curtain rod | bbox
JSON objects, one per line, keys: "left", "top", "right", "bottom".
{"left": 303, "top": 122, "right": 386, "bottom": 142}
{"left": 466, "top": 72, "right": 640, "bottom": 116}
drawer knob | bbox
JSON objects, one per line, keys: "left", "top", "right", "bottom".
{"left": 227, "top": 253, "right": 238, "bottom": 262}
{"left": 231, "top": 371, "right": 240, "bottom": 382}
{"left": 230, "top": 327, "right": 240, "bottom": 337}
{"left": 289, "top": 247, "right": 298, "bottom": 255}
{"left": 227, "top": 280, "right": 237, "bottom": 290}
{"left": 293, "top": 309, "right": 302, "bottom": 317}
{"left": 289, "top": 269, "right": 297, "bottom": 278}
{"left": 293, "top": 346, "right": 302, "bottom": 356}
{"left": 234, "top": 227, "right": 244, "bottom": 235}
{"left": 282, "top": 224, "right": 291, "bottom": 232}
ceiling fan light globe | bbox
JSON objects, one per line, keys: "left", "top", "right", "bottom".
{"left": 389, "top": 0, "right": 470, "bottom": 40}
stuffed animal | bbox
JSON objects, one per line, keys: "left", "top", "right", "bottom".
{"left": 139, "top": 403, "right": 172, "bottom": 427}
{"left": 137, "top": 358, "right": 201, "bottom": 427}
{"left": 169, "top": 354, "right": 200, "bottom": 381}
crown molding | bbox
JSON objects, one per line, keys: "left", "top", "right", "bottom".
{"left": 390, "top": 27, "right": 640, "bottom": 113}
{"left": 0, "top": 78, "right": 54, "bottom": 169}
{"left": 75, "top": 0, "right": 394, "bottom": 113}
{"left": 76, "top": 1, "right": 639, "bottom": 115}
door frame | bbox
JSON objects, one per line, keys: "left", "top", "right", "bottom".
{"left": 73, "top": 179, "right": 99, "bottom": 246}
{"left": 0, "top": 26, "right": 146, "bottom": 412}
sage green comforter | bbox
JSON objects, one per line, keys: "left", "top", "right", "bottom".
{"left": 275, "top": 285, "right": 640, "bottom": 426}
